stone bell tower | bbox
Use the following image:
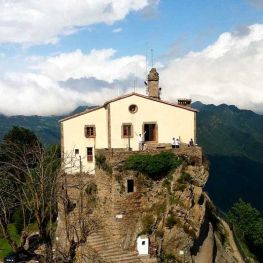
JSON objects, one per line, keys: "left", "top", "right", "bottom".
{"left": 147, "top": 68, "right": 161, "bottom": 99}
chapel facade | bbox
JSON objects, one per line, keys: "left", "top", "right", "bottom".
{"left": 60, "top": 68, "right": 198, "bottom": 174}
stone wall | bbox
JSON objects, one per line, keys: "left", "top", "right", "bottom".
{"left": 96, "top": 144, "right": 203, "bottom": 167}
{"left": 56, "top": 147, "right": 241, "bottom": 263}
{"left": 92, "top": 147, "right": 208, "bottom": 259}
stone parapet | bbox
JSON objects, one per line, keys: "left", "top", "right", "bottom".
{"left": 96, "top": 144, "right": 203, "bottom": 166}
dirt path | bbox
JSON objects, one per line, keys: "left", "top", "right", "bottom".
{"left": 193, "top": 223, "right": 215, "bottom": 263}
{"left": 221, "top": 219, "right": 244, "bottom": 263}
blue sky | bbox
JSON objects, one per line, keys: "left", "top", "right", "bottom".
{"left": 0, "top": 0, "right": 263, "bottom": 115}
{"left": 2, "top": 0, "right": 263, "bottom": 58}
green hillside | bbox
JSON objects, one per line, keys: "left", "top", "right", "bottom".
{"left": 0, "top": 103, "right": 262, "bottom": 213}
{"left": 193, "top": 102, "right": 263, "bottom": 213}
{"left": 0, "top": 106, "right": 90, "bottom": 145}
{"left": 0, "top": 114, "right": 61, "bottom": 145}
{"left": 194, "top": 102, "right": 263, "bottom": 163}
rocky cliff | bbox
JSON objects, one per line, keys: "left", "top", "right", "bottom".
{"left": 56, "top": 146, "right": 244, "bottom": 263}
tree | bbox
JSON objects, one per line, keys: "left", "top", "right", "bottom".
{"left": 0, "top": 141, "right": 61, "bottom": 262}
{"left": 3, "top": 126, "right": 39, "bottom": 147}
{"left": 228, "top": 199, "right": 263, "bottom": 260}
{"left": 0, "top": 127, "right": 100, "bottom": 262}
{"left": 55, "top": 168, "right": 101, "bottom": 262}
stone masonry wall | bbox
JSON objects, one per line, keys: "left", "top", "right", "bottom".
{"left": 56, "top": 146, "right": 241, "bottom": 263}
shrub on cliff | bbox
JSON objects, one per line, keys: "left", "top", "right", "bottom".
{"left": 141, "top": 214, "right": 155, "bottom": 234}
{"left": 166, "top": 213, "right": 177, "bottom": 229}
{"left": 95, "top": 153, "right": 112, "bottom": 174}
{"left": 124, "top": 151, "right": 181, "bottom": 180}
{"left": 228, "top": 199, "right": 263, "bottom": 261}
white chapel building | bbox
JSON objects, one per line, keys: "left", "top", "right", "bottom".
{"left": 60, "top": 68, "right": 198, "bottom": 174}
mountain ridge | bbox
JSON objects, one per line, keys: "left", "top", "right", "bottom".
{"left": 0, "top": 102, "right": 262, "bottom": 213}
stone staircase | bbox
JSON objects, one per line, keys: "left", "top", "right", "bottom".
{"left": 85, "top": 230, "right": 143, "bottom": 263}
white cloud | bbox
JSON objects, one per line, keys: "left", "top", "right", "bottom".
{"left": 0, "top": 0, "right": 150, "bottom": 45}
{"left": 0, "top": 49, "right": 146, "bottom": 115}
{"left": 35, "top": 49, "right": 146, "bottom": 82}
{"left": 0, "top": 73, "right": 79, "bottom": 116}
{"left": 1, "top": 24, "right": 263, "bottom": 116}
{"left": 112, "top": 27, "right": 123, "bottom": 33}
{"left": 160, "top": 24, "right": 263, "bottom": 112}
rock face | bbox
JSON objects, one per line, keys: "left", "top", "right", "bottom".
{"left": 56, "top": 147, "right": 244, "bottom": 263}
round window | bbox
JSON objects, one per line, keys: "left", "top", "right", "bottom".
{"left": 129, "top": 104, "right": 138, "bottom": 113}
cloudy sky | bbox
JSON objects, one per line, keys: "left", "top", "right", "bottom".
{"left": 0, "top": 0, "right": 263, "bottom": 115}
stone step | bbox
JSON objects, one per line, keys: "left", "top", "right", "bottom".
{"left": 102, "top": 250, "right": 138, "bottom": 258}
{"left": 101, "top": 252, "right": 141, "bottom": 261}
{"left": 85, "top": 231, "right": 143, "bottom": 263}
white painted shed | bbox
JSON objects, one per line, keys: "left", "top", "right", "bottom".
{"left": 137, "top": 235, "right": 149, "bottom": 255}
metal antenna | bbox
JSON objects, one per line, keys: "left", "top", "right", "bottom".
{"left": 135, "top": 62, "right": 138, "bottom": 92}
{"left": 150, "top": 48, "right": 154, "bottom": 68}
{"left": 145, "top": 42, "right": 148, "bottom": 77}
{"left": 145, "top": 42, "right": 149, "bottom": 95}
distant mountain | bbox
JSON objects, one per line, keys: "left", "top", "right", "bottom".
{"left": 70, "top": 105, "right": 98, "bottom": 115}
{"left": 193, "top": 101, "right": 263, "bottom": 163}
{"left": 0, "top": 103, "right": 263, "bottom": 213}
{"left": 0, "top": 114, "right": 61, "bottom": 145}
{"left": 0, "top": 106, "right": 90, "bottom": 145}
{"left": 193, "top": 101, "right": 263, "bottom": 213}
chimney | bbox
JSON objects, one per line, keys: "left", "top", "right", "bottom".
{"left": 147, "top": 68, "right": 161, "bottom": 99}
{"left": 177, "top": 98, "right": 192, "bottom": 107}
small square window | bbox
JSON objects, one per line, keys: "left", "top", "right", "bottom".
{"left": 75, "top": 149, "right": 79, "bottom": 155}
{"left": 122, "top": 124, "right": 132, "bottom": 138}
{"left": 142, "top": 241, "right": 146, "bottom": 245}
{"left": 85, "top": 125, "right": 96, "bottom": 138}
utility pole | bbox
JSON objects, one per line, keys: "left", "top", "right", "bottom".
{"left": 128, "top": 135, "right": 131, "bottom": 151}
{"left": 79, "top": 155, "right": 82, "bottom": 173}
{"left": 150, "top": 48, "right": 154, "bottom": 68}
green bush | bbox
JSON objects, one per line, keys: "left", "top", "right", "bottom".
{"left": 11, "top": 209, "right": 24, "bottom": 234}
{"left": 162, "top": 178, "right": 171, "bottom": 192}
{"left": 164, "top": 254, "right": 177, "bottom": 262}
{"left": 85, "top": 182, "right": 97, "bottom": 196}
{"left": 166, "top": 213, "right": 177, "bottom": 229}
{"left": 152, "top": 201, "right": 166, "bottom": 218}
{"left": 174, "top": 173, "right": 192, "bottom": 192}
{"left": 178, "top": 173, "right": 192, "bottom": 184}
{"left": 124, "top": 152, "right": 181, "bottom": 180}
{"left": 141, "top": 214, "right": 155, "bottom": 234}
{"left": 159, "top": 253, "right": 178, "bottom": 263}
{"left": 174, "top": 183, "right": 187, "bottom": 192}
{"left": 169, "top": 195, "right": 183, "bottom": 206}
{"left": 95, "top": 154, "right": 106, "bottom": 168}
{"left": 95, "top": 154, "right": 112, "bottom": 174}
{"left": 0, "top": 224, "right": 21, "bottom": 260}
{"left": 85, "top": 182, "right": 98, "bottom": 206}
{"left": 228, "top": 199, "right": 263, "bottom": 261}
